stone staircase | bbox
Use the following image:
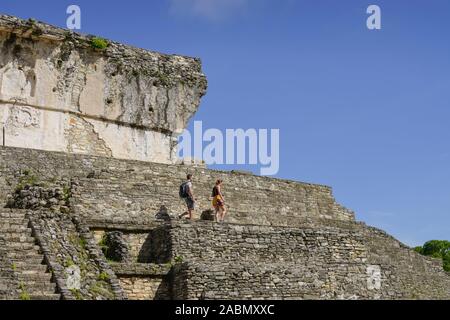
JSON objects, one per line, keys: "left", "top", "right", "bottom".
{"left": 0, "top": 209, "right": 60, "bottom": 300}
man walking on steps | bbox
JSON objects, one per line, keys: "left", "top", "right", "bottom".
{"left": 179, "top": 174, "right": 196, "bottom": 220}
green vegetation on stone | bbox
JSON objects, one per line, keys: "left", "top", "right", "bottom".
{"left": 174, "top": 256, "right": 184, "bottom": 264}
{"left": 90, "top": 37, "right": 109, "bottom": 50}
{"left": 18, "top": 282, "right": 30, "bottom": 300}
{"left": 19, "top": 291, "right": 30, "bottom": 300}
{"left": 78, "top": 237, "right": 87, "bottom": 250}
{"left": 15, "top": 169, "right": 39, "bottom": 192}
{"left": 63, "top": 185, "right": 71, "bottom": 202}
{"left": 98, "top": 271, "right": 110, "bottom": 281}
{"left": 70, "top": 288, "right": 83, "bottom": 300}
{"left": 98, "top": 234, "right": 110, "bottom": 259}
{"left": 89, "top": 280, "right": 115, "bottom": 300}
{"left": 64, "top": 258, "right": 75, "bottom": 268}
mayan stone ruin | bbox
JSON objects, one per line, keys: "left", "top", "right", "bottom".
{"left": 0, "top": 14, "right": 449, "bottom": 300}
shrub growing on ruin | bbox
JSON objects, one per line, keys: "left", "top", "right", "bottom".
{"left": 90, "top": 37, "right": 109, "bottom": 50}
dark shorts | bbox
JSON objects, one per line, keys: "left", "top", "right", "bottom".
{"left": 185, "top": 197, "right": 195, "bottom": 210}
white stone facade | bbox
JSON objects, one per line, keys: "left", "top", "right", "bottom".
{"left": 0, "top": 15, "right": 207, "bottom": 163}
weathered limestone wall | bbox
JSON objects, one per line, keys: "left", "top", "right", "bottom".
{"left": 163, "top": 220, "right": 450, "bottom": 300}
{"left": 111, "top": 263, "right": 172, "bottom": 300}
{"left": 118, "top": 277, "right": 164, "bottom": 300}
{"left": 165, "top": 221, "right": 376, "bottom": 299}
{"left": 0, "top": 146, "right": 355, "bottom": 225}
{"left": 0, "top": 15, "right": 207, "bottom": 163}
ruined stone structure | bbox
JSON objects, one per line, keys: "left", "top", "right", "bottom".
{"left": 0, "top": 15, "right": 207, "bottom": 164}
{"left": 0, "top": 15, "right": 449, "bottom": 300}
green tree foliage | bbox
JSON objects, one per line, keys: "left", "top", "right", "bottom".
{"left": 414, "top": 240, "right": 450, "bottom": 272}
{"left": 414, "top": 246, "right": 423, "bottom": 254}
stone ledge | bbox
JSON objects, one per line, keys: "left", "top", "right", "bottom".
{"left": 169, "top": 216, "right": 364, "bottom": 231}
{"left": 0, "top": 14, "right": 205, "bottom": 67}
{"left": 110, "top": 263, "right": 171, "bottom": 277}
{"left": 88, "top": 215, "right": 367, "bottom": 233}
{"left": 87, "top": 220, "right": 165, "bottom": 232}
{"left": 0, "top": 145, "right": 335, "bottom": 190}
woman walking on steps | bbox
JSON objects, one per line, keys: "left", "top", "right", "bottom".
{"left": 212, "top": 179, "right": 227, "bottom": 223}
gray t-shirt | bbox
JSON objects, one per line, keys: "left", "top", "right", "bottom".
{"left": 185, "top": 181, "right": 193, "bottom": 196}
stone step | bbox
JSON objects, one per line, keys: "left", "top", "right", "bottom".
{"left": 28, "top": 294, "right": 61, "bottom": 301}
{"left": 7, "top": 247, "right": 43, "bottom": 255}
{"left": 1, "top": 234, "right": 35, "bottom": 243}
{"left": 0, "top": 220, "right": 29, "bottom": 226}
{"left": 1, "top": 214, "right": 28, "bottom": 219}
{"left": 0, "top": 210, "right": 27, "bottom": 218}
{"left": 19, "top": 267, "right": 49, "bottom": 275}
{"left": 19, "top": 281, "right": 56, "bottom": 292}
{"left": 10, "top": 257, "right": 45, "bottom": 266}
{"left": 27, "top": 291, "right": 59, "bottom": 299}
{"left": 8, "top": 253, "right": 45, "bottom": 262}
{"left": 6, "top": 251, "right": 43, "bottom": 259}
{"left": 7, "top": 256, "right": 45, "bottom": 265}
{"left": 16, "top": 269, "right": 52, "bottom": 277}
{"left": 0, "top": 226, "right": 31, "bottom": 233}
{"left": 0, "top": 217, "right": 29, "bottom": 224}
{"left": 19, "top": 282, "right": 56, "bottom": 294}
{"left": 17, "top": 273, "right": 53, "bottom": 282}
{"left": 16, "top": 265, "right": 49, "bottom": 274}
{"left": 5, "top": 243, "right": 40, "bottom": 251}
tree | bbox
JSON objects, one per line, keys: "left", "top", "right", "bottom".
{"left": 414, "top": 246, "right": 423, "bottom": 254}
{"left": 415, "top": 240, "right": 450, "bottom": 272}
{"left": 444, "top": 254, "right": 450, "bottom": 272}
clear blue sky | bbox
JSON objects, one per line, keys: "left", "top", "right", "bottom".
{"left": 1, "top": 0, "right": 449, "bottom": 246}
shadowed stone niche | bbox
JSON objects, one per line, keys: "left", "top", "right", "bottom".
{"left": 103, "top": 231, "right": 131, "bottom": 263}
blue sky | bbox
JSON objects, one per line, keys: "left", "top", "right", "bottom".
{"left": 1, "top": 0, "right": 449, "bottom": 246}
